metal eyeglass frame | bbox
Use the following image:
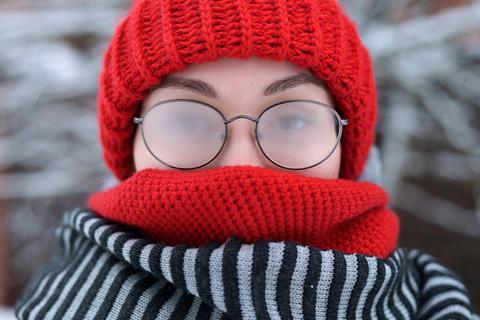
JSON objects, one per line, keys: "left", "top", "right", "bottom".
{"left": 133, "top": 98, "right": 349, "bottom": 171}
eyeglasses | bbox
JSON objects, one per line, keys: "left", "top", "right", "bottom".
{"left": 133, "top": 98, "right": 348, "bottom": 170}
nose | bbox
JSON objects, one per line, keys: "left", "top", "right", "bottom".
{"left": 211, "top": 117, "right": 265, "bottom": 168}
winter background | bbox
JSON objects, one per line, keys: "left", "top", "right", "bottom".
{"left": 0, "top": 0, "right": 479, "bottom": 317}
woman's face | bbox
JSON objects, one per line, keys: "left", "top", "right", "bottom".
{"left": 133, "top": 56, "right": 341, "bottom": 179}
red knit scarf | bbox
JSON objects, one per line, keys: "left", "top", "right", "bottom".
{"left": 87, "top": 165, "right": 399, "bottom": 258}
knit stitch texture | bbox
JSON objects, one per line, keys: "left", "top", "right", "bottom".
{"left": 87, "top": 165, "right": 399, "bottom": 258}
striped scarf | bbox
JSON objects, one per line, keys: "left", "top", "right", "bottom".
{"left": 15, "top": 208, "right": 478, "bottom": 319}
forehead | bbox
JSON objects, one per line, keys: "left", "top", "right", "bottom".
{"left": 150, "top": 55, "right": 319, "bottom": 92}
{"left": 140, "top": 56, "right": 334, "bottom": 114}
{"left": 171, "top": 55, "right": 313, "bottom": 77}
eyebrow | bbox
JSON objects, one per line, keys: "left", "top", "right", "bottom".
{"left": 149, "top": 71, "right": 327, "bottom": 98}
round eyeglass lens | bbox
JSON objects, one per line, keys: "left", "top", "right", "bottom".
{"left": 141, "top": 100, "right": 226, "bottom": 168}
{"left": 256, "top": 101, "right": 340, "bottom": 169}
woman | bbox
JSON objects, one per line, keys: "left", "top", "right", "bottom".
{"left": 15, "top": 0, "right": 478, "bottom": 318}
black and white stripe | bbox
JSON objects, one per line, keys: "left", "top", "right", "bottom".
{"left": 15, "top": 207, "right": 478, "bottom": 319}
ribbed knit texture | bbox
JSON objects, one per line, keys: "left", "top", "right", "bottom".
{"left": 15, "top": 208, "right": 478, "bottom": 320}
{"left": 98, "top": 0, "right": 378, "bottom": 181}
{"left": 87, "top": 165, "right": 399, "bottom": 258}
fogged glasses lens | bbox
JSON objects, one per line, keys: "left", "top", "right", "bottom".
{"left": 138, "top": 99, "right": 343, "bottom": 170}
{"left": 256, "top": 100, "right": 341, "bottom": 169}
{"left": 141, "top": 100, "right": 226, "bottom": 169}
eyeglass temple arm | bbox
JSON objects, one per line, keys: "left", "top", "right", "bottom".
{"left": 340, "top": 119, "right": 348, "bottom": 126}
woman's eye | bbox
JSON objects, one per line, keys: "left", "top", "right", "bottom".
{"left": 172, "top": 115, "right": 203, "bottom": 131}
{"left": 277, "top": 115, "right": 314, "bottom": 130}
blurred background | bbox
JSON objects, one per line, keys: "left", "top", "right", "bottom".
{"left": 0, "top": 0, "right": 479, "bottom": 316}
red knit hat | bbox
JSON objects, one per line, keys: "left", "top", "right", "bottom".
{"left": 97, "top": 0, "right": 378, "bottom": 181}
